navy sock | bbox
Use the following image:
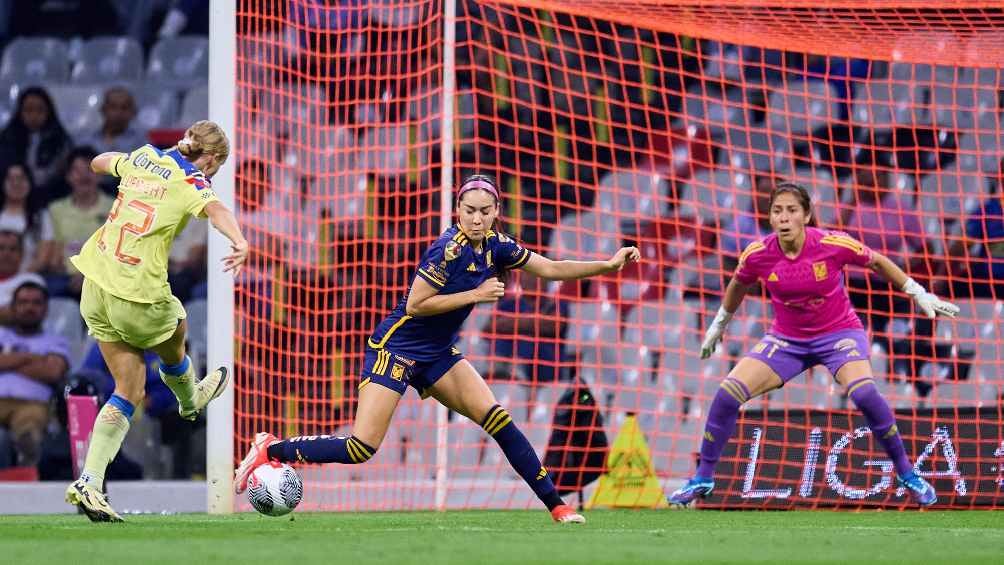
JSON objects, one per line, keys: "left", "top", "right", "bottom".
{"left": 267, "top": 435, "right": 376, "bottom": 464}
{"left": 482, "top": 404, "right": 564, "bottom": 511}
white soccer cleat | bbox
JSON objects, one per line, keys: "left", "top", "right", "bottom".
{"left": 550, "top": 504, "right": 586, "bottom": 524}
{"left": 234, "top": 432, "right": 279, "bottom": 494}
{"left": 180, "top": 366, "right": 229, "bottom": 421}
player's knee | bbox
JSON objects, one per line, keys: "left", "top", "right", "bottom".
{"left": 345, "top": 435, "right": 377, "bottom": 464}
{"left": 480, "top": 404, "right": 514, "bottom": 436}
{"left": 718, "top": 377, "right": 752, "bottom": 406}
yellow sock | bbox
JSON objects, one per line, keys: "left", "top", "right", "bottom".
{"left": 159, "top": 355, "right": 196, "bottom": 412}
{"left": 80, "top": 396, "right": 133, "bottom": 490}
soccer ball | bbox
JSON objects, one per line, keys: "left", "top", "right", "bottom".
{"left": 247, "top": 461, "right": 303, "bottom": 516}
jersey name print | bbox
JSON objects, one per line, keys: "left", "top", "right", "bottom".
{"left": 71, "top": 145, "right": 220, "bottom": 303}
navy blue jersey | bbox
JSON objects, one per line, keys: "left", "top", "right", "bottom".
{"left": 368, "top": 225, "right": 532, "bottom": 361}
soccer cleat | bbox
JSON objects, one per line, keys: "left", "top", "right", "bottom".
{"left": 179, "top": 367, "right": 229, "bottom": 421}
{"left": 65, "top": 479, "right": 123, "bottom": 523}
{"left": 550, "top": 504, "right": 586, "bottom": 524}
{"left": 898, "top": 472, "right": 937, "bottom": 507}
{"left": 668, "top": 476, "right": 715, "bottom": 508}
{"left": 234, "top": 432, "right": 279, "bottom": 494}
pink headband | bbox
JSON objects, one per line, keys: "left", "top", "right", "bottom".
{"left": 457, "top": 178, "right": 500, "bottom": 202}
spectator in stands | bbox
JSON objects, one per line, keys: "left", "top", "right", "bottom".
{"left": 0, "top": 163, "right": 63, "bottom": 276}
{"left": 79, "top": 87, "right": 148, "bottom": 158}
{"left": 0, "top": 87, "right": 74, "bottom": 190}
{"left": 0, "top": 230, "right": 46, "bottom": 325}
{"left": 840, "top": 150, "right": 936, "bottom": 391}
{"left": 484, "top": 272, "right": 571, "bottom": 383}
{"left": 946, "top": 170, "right": 1004, "bottom": 300}
{"left": 0, "top": 282, "right": 70, "bottom": 469}
{"left": 49, "top": 147, "right": 114, "bottom": 298}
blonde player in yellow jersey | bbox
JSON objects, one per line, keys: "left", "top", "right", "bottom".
{"left": 65, "top": 121, "right": 249, "bottom": 522}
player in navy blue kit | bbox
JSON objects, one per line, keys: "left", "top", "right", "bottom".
{"left": 235, "top": 174, "right": 639, "bottom": 523}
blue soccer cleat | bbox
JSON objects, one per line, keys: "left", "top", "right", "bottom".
{"left": 668, "top": 476, "right": 715, "bottom": 508}
{"left": 898, "top": 472, "right": 937, "bottom": 507}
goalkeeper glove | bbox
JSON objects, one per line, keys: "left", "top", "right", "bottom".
{"left": 700, "top": 306, "right": 734, "bottom": 359}
{"left": 902, "top": 277, "right": 960, "bottom": 318}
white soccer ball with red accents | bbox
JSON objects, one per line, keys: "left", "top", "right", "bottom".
{"left": 247, "top": 461, "right": 303, "bottom": 516}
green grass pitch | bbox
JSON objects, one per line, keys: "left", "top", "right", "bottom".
{"left": 2, "top": 510, "right": 1001, "bottom": 564}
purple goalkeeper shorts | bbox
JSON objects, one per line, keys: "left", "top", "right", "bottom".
{"left": 744, "top": 328, "right": 871, "bottom": 383}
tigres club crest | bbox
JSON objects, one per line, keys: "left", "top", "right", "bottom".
{"left": 391, "top": 363, "right": 405, "bottom": 381}
{"left": 445, "top": 240, "right": 461, "bottom": 261}
{"left": 812, "top": 261, "right": 828, "bottom": 281}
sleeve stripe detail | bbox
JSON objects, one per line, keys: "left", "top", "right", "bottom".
{"left": 417, "top": 268, "right": 446, "bottom": 286}
{"left": 511, "top": 249, "right": 531, "bottom": 268}
{"left": 823, "top": 236, "right": 863, "bottom": 253}
{"left": 821, "top": 237, "right": 865, "bottom": 254}
{"left": 737, "top": 242, "right": 766, "bottom": 265}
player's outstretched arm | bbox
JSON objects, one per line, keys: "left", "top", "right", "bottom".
{"left": 700, "top": 277, "right": 752, "bottom": 359}
{"left": 521, "top": 246, "right": 641, "bottom": 281}
{"left": 406, "top": 276, "right": 504, "bottom": 317}
{"left": 204, "top": 201, "right": 249, "bottom": 276}
{"left": 90, "top": 152, "right": 127, "bottom": 176}
{"left": 868, "top": 251, "right": 959, "bottom": 318}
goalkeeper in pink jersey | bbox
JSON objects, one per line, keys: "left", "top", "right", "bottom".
{"left": 669, "top": 182, "right": 959, "bottom": 508}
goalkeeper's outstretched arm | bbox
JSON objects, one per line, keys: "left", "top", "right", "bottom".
{"left": 867, "top": 251, "right": 959, "bottom": 319}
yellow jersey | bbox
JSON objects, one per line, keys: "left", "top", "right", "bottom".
{"left": 71, "top": 145, "right": 220, "bottom": 303}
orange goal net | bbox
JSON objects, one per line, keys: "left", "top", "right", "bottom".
{"left": 232, "top": 0, "right": 1004, "bottom": 510}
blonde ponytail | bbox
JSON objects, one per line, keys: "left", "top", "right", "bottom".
{"left": 175, "top": 120, "right": 230, "bottom": 165}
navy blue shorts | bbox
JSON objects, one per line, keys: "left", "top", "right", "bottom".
{"left": 360, "top": 344, "right": 464, "bottom": 397}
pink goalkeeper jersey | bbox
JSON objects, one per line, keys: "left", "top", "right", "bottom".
{"left": 734, "top": 227, "right": 875, "bottom": 339}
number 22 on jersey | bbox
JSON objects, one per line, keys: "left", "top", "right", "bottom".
{"left": 95, "top": 192, "right": 157, "bottom": 265}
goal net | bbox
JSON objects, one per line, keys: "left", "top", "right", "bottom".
{"left": 232, "top": 0, "right": 1004, "bottom": 510}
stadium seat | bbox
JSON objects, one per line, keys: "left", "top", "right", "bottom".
{"left": 766, "top": 79, "right": 841, "bottom": 136}
{"left": 622, "top": 296, "right": 685, "bottom": 355}
{"left": 132, "top": 85, "right": 179, "bottom": 131}
{"left": 70, "top": 37, "right": 144, "bottom": 85}
{"left": 359, "top": 125, "right": 412, "bottom": 178}
{"left": 44, "top": 298, "right": 86, "bottom": 367}
{"left": 547, "top": 211, "right": 620, "bottom": 261}
{"left": 0, "top": 37, "right": 69, "bottom": 83}
{"left": 48, "top": 85, "right": 103, "bottom": 137}
{"left": 285, "top": 124, "right": 357, "bottom": 177}
{"left": 146, "top": 36, "right": 210, "bottom": 89}
{"left": 680, "top": 83, "right": 749, "bottom": 137}
{"left": 849, "top": 79, "right": 924, "bottom": 136}
{"left": 0, "top": 76, "right": 20, "bottom": 109}
{"left": 958, "top": 116, "right": 1003, "bottom": 175}
{"left": 178, "top": 84, "right": 208, "bottom": 126}
{"left": 721, "top": 126, "right": 793, "bottom": 175}
{"left": 680, "top": 167, "right": 753, "bottom": 215}
{"left": 918, "top": 160, "right": 985, "bottom": 218}
{"left": 595, "top": 169, "right": 671, "bottom": 220}
{"left": 565, "top": 300, "right": 620, "bottom": 388}
{"left": 607, "top": 345, "right": 658, "bottom": 417}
